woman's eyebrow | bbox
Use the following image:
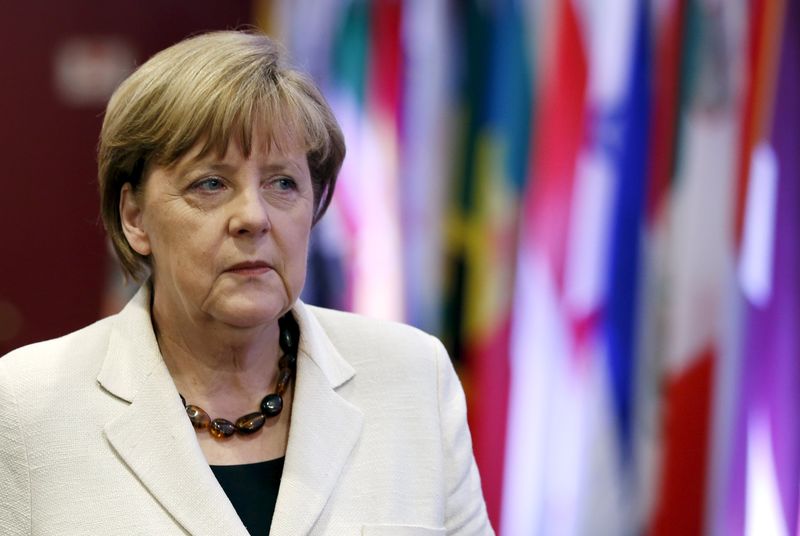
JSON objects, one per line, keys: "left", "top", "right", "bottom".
{"left": 178, "top": 160, "right": 235, "bottom": 176}
{"left": 175, "top": 161, "right": 307, "bottom": 181}
{"left": 260, "top": 161, "right": 302, "bottom": 174}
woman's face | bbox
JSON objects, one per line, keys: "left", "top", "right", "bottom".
{"left": 121, "top": 126, "right": 315, "bottom": 330}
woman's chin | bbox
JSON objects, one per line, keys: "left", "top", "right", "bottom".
{"left": 211, "top": 302, "right": 287, "bottom": 330}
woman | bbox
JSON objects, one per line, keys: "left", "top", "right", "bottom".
{"left": 0, "top": 31, "right": 492, "bottom": 535}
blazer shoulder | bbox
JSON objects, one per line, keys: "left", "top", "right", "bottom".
{"left": 0, "top": 315, "right": 115, "bottom": 378}
{"left": 305, "top": 305, "right": 438, "bottom": 346}
{"left": 304, "top": 305, "right": 445, "bottom": 368}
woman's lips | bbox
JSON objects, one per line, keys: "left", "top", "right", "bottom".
{"left": 225, "top": 261, "right": 272, "bottom": 276}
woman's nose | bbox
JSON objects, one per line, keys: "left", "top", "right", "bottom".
{"left": 228, "top": 187, "right": 271, "bottom": 236}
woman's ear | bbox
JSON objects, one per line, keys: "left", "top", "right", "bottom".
{"left": 120, "top": 183, "right": 151, "bottom": 256}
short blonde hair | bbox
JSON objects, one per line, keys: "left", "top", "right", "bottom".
{"left": 98, "top": 31, "right": 345, "bottom": 281}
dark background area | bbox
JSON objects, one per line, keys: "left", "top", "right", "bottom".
{"left": 0, "top": 1, "right": 253, "bottom": 355}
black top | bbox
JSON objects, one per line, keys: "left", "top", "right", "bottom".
{"left": 210, "top": 457, "right": 285, "bottom": 535}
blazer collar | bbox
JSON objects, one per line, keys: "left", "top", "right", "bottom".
{"left": 271, "top": 301, "right": 364, "bottom": 535}
{"left": 97, "top": 286, "right": 364, "bottom": 536}
{"left": 97, "top": 284, "right": 159, "bottom": 403}
{"left": 98, "top": 285, "right": 248, "bottom": 535}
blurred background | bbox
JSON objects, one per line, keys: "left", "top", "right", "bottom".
{"left": 0, "top": 0, "right": 797, "bottom": 534}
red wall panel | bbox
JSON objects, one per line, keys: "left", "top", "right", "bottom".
{"left": 0, "top": 0, "right": 253, "bottom": 354}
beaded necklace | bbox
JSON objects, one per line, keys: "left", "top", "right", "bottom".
{"left": 178, "top": 313, "right": 299, "bottom": 440}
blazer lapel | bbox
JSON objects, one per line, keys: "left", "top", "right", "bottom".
{"left": 98, "top": 288, "right": 248, "bottom": 536}
{"left": 270, "top": 302, "right": 364, "bottom": 536}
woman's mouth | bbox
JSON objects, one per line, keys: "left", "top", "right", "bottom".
{"left": 225, "top": 261, "right": 272, "bottom": 276}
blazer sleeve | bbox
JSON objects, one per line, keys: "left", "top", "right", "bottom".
{"left": 0, "top": 363, "right": 32, "bottom": 535}
{"left": 431, "top": 336, "right": 495, "bottom": 535}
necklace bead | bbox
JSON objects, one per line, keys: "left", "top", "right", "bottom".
{"left": 209, "top": 418, "right": 236, "bottom": 439}
{"left": 279, "top": 318, "right": 297, "bottom": 353}
{"left": 275, "top": 368, "right": 292, "bottom": 395}
{"left": 179, "top": 313, "right": 299, "bottom": 441}
{"left": 235, "top": 412, "right": 267, "bottom": 434}
{"left": 260, "top": 393, "right": 283, "bottom": 417}
{"left": 280, "top": 329, "right": 293, "bottom": 352}
{"left": 186, "top": 405, "right": 211, "bottom": 430}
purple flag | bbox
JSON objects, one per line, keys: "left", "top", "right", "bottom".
{"left": 733, "top": 1, "right": 800, "bottom": 533}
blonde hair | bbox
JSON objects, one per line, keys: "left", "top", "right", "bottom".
{"left": 98, "top": 31, "right": 345, "bottom": 281}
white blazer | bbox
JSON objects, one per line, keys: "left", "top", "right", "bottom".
{"left": 0, "top": 287, "right": 492, "bottom": 535}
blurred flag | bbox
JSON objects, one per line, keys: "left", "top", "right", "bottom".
{"left": 716, "top": 0, "right": 786, "bottom": 533}
{"left": 635, "top": 0, "right": 688, "bottom": 528}
{"left": 260, "top": 2, "right": 800, "bottom": 534}
{"left": 732, "top": 0, "right": 799, "bottom": 534}
{"left": 329, "top": 0, "right": 405, "bottom": 320}
{"left": 451, "top": 0, "right": 532, "bottom": 528}
{"left": 400, "top": 0, "right": 455, "bottom": 334}
{"left": 502, "top": 0, "right": 588, "bottom": 532}
{"left": 578, "top": 0, "right": 651, "bottom": 532}
{"left": 647, "top": 2, "right": 747, "bottom": 534}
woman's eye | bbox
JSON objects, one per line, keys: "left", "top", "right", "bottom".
{"left": 274, "top": 177, "right": 297, "bottom": 191}
{"left": 191, "top": 177, "right": 226, "bottom": 192}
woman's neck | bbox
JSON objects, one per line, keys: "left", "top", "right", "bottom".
{"left": 151, "top": 296, "right": 283, "bottom": 410}
{"left": 149, "top": 287, "right": 295, "bottom": 465}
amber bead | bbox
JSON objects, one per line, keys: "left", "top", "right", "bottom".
{"left": 186, "top": 405, "right": 211, "bottom": 430}
{"left": 235, "top": 412, "right": 266, "bottom": 434}
{"left": 260, "top": 393, "right": 283, "bottom": 417}
{"left": 209, "top": 418, "right": 236, "bottom": 439}
{"left": 275, "top": 368, "right": 292, "bottom": 395}
{"left": 280, "top": 352, "right": 297, "bottom": 369}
